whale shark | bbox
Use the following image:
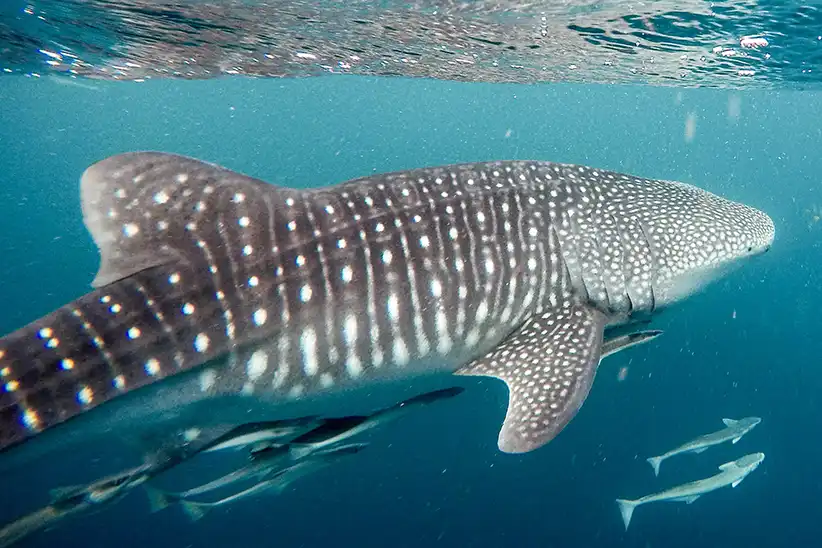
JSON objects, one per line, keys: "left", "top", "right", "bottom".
{"left": 646, "top": 416, "right": 762, "bottom": 476}
{"left": 0, "top": 153, "right": 774, "bottom": 462}
{"left": 616, "top": 452, "right": 765, "bottom": 530}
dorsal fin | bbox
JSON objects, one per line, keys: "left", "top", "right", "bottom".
{"left": 80, "top": 152, "right": 287, "bottom": 287}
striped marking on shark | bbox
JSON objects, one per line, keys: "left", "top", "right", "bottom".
{"left": 0, "top": 153, "right": 774, "bottom": 457}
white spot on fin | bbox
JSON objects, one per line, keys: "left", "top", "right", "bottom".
{"left": 456, "top": 303, "right": 606, "bottom": 454}
{"left": 79, "top": 152, "right": 282, "bottom": 288}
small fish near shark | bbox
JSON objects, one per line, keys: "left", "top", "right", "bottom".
{"left": 148, "top": 443, "right": 368, "bottom": 521}
{"left": 0, "top": 387, "right": 458, "bottom": 547}
{"left": 197, "top": 416, "right": 323, "bottom": 454}
{"left": 0, "top": 461, "right": 170, "bottom": 548}
{"left": 0, "top": 153, "right": 774, "bottom": 471}
{"left": 146, "top": 387, "right": 465, "bottom": 510}
{"left": 616, "top": 452, "right": 765, "bottom": 531}
{"left": 646, "top": 417, "right": 762, "bottom": 476}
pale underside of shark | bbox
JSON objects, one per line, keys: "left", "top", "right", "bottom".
{"left": 0, "top": 331, "right": 662, "bottom": 546}
{"left": 0, "top": 153, "right": 774, "bottom": 465}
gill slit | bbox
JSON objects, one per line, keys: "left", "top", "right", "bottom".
{"left": 610, "top": 213, "right": 634, "bottom": 316}
{"left": 636, "top": 220, "right": 657, "bottom": 313}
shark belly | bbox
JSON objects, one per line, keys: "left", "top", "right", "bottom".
{"left": 0, "top": 228, "right": 537, "bottom": 464}
{"left": 0, "top": 353, "right": 461, "bottom": 473}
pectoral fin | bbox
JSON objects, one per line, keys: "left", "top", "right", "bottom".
{"left": 683, "top": 495, "right": 700, "bottom": 504}
{"left": 457, "top": 303, "right": 606, "bottom": 454}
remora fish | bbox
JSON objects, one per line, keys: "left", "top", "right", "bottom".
{"left": 147, "top": 387, "right": 463, "bottom": 503}
{"left": 147, "top": 443, "right": 293, "bottom": 505}
{"left": 616, "top": 452, "right": 765, "bottom": 530}
{"left": 288, "top": 386, "right": 463, "bottom": 459}
{"left": 601, "top": 330, "right": 662, "bottom": 358}
{"left": 0, "top": 462, "right": 162, "bottom": 547}
{"left": 0, "top": 419, "right": 280, "bottom": 546}
{"left": 0, "top": 153, "right": 774, "bottom": 458}
{"left": 646, "top": 417, "right": 761, "bottom": 476}
{"left": 152, "top": 443, "right": 367, "bottom": 521}
{"left": 127, "top": 416, "right": 321, "bottom": 459}
{"left": 199, "top": 416, "right": 322, "bottom": 453}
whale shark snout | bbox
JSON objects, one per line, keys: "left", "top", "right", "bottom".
{"left": 644, "top": 184, "right": 774, "bottom": 307}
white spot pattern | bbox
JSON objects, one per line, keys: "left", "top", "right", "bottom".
{"left": 247, "top": 350, "right": 268, "bottom": 382}
{"left": 194, "top": 333, "right": 210, "bottom": 353}
{"left": 54, "top": 154, "right": 769, "bottom": 452}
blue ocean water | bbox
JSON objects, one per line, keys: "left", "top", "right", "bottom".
{"left": 0, "top": 74, "right": 818, "bottom": 547}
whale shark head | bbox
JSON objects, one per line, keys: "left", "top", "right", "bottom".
{"left": 641, "top": 180, "right": 775, "bottom": 307}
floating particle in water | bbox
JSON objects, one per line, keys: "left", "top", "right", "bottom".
{"left": 617, "top": 366, "right": 629, "bottom": 382}
{"left": 805, "top": 204, "right": 822, "bottom": 229}
{"left": 684, "top": 111, "right": 697, "bottom": 143}
{"left": 727, "top": 94, "right": 741, "bottom": 122}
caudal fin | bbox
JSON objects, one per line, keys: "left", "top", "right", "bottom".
{"left": 289, "top": 443, "right": 316, "bottom": 461}
{"left": 144, "top": 485, "right": 174, "bottom": 513}
{"left": 646, "top": 456, "right": 663, "bottom": 477}
{"left": 616, "top": 499, "right": 638, "bottom": 531}
{"left": 180, "top": 500, "right": 209, "bottom": 522}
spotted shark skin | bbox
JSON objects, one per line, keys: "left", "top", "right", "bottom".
{"left": 0, "top": 153, "right": 774, "bottom": 455}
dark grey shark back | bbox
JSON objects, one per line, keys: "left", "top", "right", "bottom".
{"left": 0, "top": 155, "right": 292, "bottom": 450}
{"left": 0, "top": 154, "right": 558, "bottom": 451}
{"left": 0, "top": 153, "right": 773, "bottom": 454}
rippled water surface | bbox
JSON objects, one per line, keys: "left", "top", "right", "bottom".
{"left": 2, "top": 0, "right": 821, "bottom": 88}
